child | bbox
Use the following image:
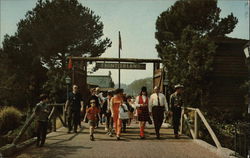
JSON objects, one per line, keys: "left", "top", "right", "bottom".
{"left": 34, "top": 94, "right": 50, "bottom": 147}
{"left": 85, "top": 99, "right": 100, "bottom": 141}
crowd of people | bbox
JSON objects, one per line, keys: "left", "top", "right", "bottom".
{"left": 33, "top": 84, "right": 184, "bottom": 147}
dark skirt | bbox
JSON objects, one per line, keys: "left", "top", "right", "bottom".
{"left": 137, "top": 106, "right": 150, "bottom": 121}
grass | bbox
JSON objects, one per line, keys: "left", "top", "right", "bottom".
{"left": 0, "top": 106, "right": 23, "bottom": 135}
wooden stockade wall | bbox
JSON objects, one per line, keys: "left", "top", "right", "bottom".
{"left": 209, "top": 37, "right": 248, "bottom": 118}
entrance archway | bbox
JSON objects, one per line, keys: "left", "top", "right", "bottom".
{"left": 68, "top": 57, "right": 163, "bottom": 104}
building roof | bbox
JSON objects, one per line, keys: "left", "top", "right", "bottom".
{"left": 213, "top": 36, "right": 248, "bottom": 44}
{"left": 87, "top": 75, "right": 114, "bottom": 88}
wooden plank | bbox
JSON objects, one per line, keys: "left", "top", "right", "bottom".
{"left": 58, "top": 115, "right": 66, "bottom": 127}
{"left": 194, "top": 111, "right": 198, "bottom": 139}
{"left": 183, "top": 114, "right": 195, "bottom": 139}
{"left": 48, "top": 103, "right": 64, "bottom": 107}
{"left": 96, "top": 62, "right": 146, "bottom": 70}
{"left": 70, "top": 57, "right": 162, "bottom": 63}
{"left": 12, "top": 113, "right": 35, "bottom": 145}
{"left": 196, "top": 109, "right": 222, "bottom": 148}
{"left": 48, "top": 107, "right": 55, "bottom": 121}
{"left": 180, "top": 109, "right": 184, "bottom": 134}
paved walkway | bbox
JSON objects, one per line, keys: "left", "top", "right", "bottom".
{"left": 14, "top": 122, "right": 222, "bottom": 158}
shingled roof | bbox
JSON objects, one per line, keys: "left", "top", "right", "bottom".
{"left": 87, "top": 73, "right": 114, "bottom": 88}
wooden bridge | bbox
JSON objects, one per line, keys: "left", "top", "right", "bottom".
{"left": 0, "top": 105, "right": 236, "bottom": 158}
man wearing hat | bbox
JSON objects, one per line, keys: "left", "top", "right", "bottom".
{"left": 170, "top": 84, "right": 184, "bottom": 139}
{"left": 149, "top": 86, "right": 169, "bottom": 139}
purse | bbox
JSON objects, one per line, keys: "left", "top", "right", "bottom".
{"left": 119, "top": 104, "right": 129, "bottom": 120}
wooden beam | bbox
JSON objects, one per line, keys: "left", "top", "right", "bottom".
{"left": 48, "top": 103, "right": 64, "bottom": 107}
{"left": 196, "top": 109, "right": 222, "bottom": 148}
{"left": 12, "top": 113, "right": 35, "bottom": 145}
{"left": 180, "top": 109, "right": 184, "bottom": 134}
{"left": 58, "top": 115, "right": 66, "bottom": 127}
{"left": 70, "top": 57, "right": 161, "bottom": 63}
{"left": 194, "top": 111, "right": 198, "bottom": 139}
{"left": 48, "top": 107, "right": 55, "bottom": 121}
{"left": 183, "top": 114, "right": 195, "bottom": 139}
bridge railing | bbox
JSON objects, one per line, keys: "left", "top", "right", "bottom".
{"left": 12, "top": 103, "right": 66, "bottom": 145}
{"left": 180, "top": 107, "right": 222, "bottom": 149}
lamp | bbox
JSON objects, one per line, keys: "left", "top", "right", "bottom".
{"left": 65, "top": 76, "right": 71, "bottom": 101}
{"left": 244, "top": 42, "right": 250, "bottom": 58}
{"left": 65, "top": 76, "right": 71, "bottom": 85}
{"left": 244, "top": 41, "right": 250, "bottom": 114}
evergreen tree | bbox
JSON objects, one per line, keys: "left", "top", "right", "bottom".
{"left": 155, "top": 0, "right": 238, "bottom": 107}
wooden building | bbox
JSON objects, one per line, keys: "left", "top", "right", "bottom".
{"left": 154, "top": 37, "right": 249, "bottom": 119}
{"left": 208, "top": 37, "right": 248, "bottom": 119}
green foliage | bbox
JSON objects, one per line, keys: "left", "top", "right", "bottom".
{"left": 0, "top": 106, "right": 23, "bottom": 134}
{"left": 0, "top": 35, "right": 47, "bottom": 108}
{"left": 155, "top": 0, "right": 238, "bottom": 108}
{"left": 0, "top": 0, "right": 111, "bottom": 105}
{"left": 43, "top": 68, "right": 67, "bottom": 103}
{"left": 125, "top": 77, "right": 153, "bottom": 96}
{"left": 17, "top": 0, "right": 112, "bottom": 69}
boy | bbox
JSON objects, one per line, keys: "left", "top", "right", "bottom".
{"left": 34, "top": 94, "right": 50, "bottom": 147}
{"left": 85, "top": 99, "right": 100, "bottom": 141}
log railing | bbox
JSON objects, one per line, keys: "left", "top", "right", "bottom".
{"left": 180, "top": 107, "right": 222, "bottom": 149}
{"left": 12, "top": 103, "right": 65, "bottom": 145}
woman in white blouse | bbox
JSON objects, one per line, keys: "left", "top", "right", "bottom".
{"left": 135, "top": 87, "right": 151, "bottom": 139}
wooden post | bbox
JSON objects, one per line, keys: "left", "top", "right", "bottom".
{"left": 194, "top": 110, "right": 198, "bottom": 139}
{"left": 180, "top": 108, "right": 184, "bottom": 134}
{"left": 53, "top": 108, "right": 57, "bottom": 132}
{"left": 153, "top": 62, "right": 155, "bottom": 89}
{"left": 49, "top": 106, "right": 56, "bottom": 132}
{"left": 63, "top": 104, "right": 67, "bottom": 127}
{"left": 183, "top": 114, "right": 195, "bottom": 138}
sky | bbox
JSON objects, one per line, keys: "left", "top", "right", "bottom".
{"left": 0, "top": 0, "right": 249, "bottom": 85}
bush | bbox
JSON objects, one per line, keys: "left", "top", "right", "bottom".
{"left": 0, "top": 106, "right": 22, "bottom": 134}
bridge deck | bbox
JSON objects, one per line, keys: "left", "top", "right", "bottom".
{"left": 14, "top": 122, "right": 222, "bottom": 158}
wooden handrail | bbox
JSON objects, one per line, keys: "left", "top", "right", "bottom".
{"left": 196, "top": 109, "right": 222, "bottom": 148}
{"left": 181, "top": 107, "right": 222, "bottom": 149}
{"left": 183, "top": 114, "right": 195, "bottom": 138}
{"left": 12, "top": 103, "right": 65, "bottom": 145}
{"left": 48, "top": 103, "right": 64, "bottom": 107}
{"left": 48, "top": 107, "right": 55, "bottom": 121}
{"left": 12, "top": 112, "right": 35, "bottom": 145}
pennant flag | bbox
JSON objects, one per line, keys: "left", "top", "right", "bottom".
{"left": 68, "top": 57, "right": 73, "bottom": 69}
{"left": 119, "top": 31, "right": 122, "bottom": 50}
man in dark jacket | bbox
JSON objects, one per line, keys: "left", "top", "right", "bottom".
{"left": 170, "top": 84, "right": 184, "bottom": 139}
{"left": 65, "top": 85, "right": 84, "bottom": 133}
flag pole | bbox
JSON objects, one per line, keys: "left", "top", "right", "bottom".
{"left": 118, "top": 31, "right": 121, "bottom": 88}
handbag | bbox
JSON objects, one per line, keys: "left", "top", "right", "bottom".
{"left": 119, "top": 104, "right": 129, "bottom": 120}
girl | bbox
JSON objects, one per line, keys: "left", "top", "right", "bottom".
{"left": 135, "top": 87, "right": 151, "bottom": 139}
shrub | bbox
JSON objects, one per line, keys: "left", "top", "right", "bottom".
{"left": 0, "top": 106, "right": 22, "bottom": 134}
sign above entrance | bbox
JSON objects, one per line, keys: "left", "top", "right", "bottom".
{"left": 96, "top": 62, "right": 146, "bottom": 70}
